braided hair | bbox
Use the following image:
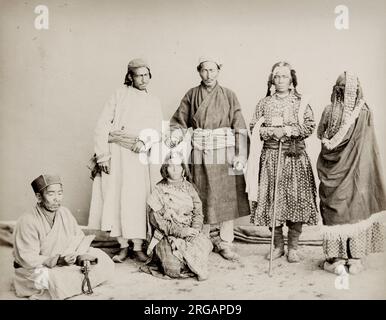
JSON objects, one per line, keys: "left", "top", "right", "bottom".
{"left": 265, "top": 61, "right": 301, "bottom": 98}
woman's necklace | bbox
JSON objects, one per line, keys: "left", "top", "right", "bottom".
{"left": 275, "top": 91, "right": 290, "bottom": 99}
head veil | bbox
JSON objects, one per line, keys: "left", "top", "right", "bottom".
{"left": 321, "top": 72, "right": 365, "bottom": 150}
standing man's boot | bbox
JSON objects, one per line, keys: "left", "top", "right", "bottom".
{"left": 287, "top": 221, "right": 302, "bottom": 263}
{"left": 266, "top": 225, "right": 285, "bottom": 260}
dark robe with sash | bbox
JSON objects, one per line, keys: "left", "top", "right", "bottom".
{"left": 170, "top": 82, "right": 250, "bottom": 224}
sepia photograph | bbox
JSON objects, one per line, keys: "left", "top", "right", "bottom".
{"left": 0, "top": 0, "right": 385, "bottom": 306}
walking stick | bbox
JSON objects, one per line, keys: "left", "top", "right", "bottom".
{"left": 269, "top": 139, "right": 283, "bottom": 277}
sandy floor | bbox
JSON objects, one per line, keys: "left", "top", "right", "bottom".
{"left": 1, "top": 239, "right": 386, "bottom": 300}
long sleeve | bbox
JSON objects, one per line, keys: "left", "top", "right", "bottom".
{"left": 13, "top": 215, "right": 51, "bottom": 269}
{"left": 169, "top": 91, "right": 192, "bottom": 143}
{"left": 230, "top": 92, "right": 248, "bottom": 158}
{"left": 249, "top": 99, "right": 264, "bottom": 133}
{"left": 189, "top": 185, "right": 204, "bottom": 230}
{"left": 147, "top": 186, "right": 186, "bottom": 238}
{"left": 171, "top": 91, "right": 192, "bottom": 129}
{"left": 285, "top": 104, "right": 316, "bottom": 140}
{"left": 94, "top": 90, "right": 118, "bottom": 163}
{"left": 317, "top": 105, "right": 331, "bottom": 140}
{"left": 149, "top": 209, "right": 187, "bottom": 238}
{"left": 259, "top": 127, "right": 275, "bottom": 141}
{"left": 251, "top": 98, "right": 275, "bottom": 141}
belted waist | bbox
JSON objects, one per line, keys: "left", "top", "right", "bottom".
{"left": 263, "top": 140, "right": 305, "bottom": 156}
{"left": 264, "top": 139, "right": 305, "bottom": 149}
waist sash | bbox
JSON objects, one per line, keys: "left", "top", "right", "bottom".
{"left": 108, "top": 130, "right": 138, "bottom": 150}
{"left": 192, "top": 127, "right": 235, "bottom": 151}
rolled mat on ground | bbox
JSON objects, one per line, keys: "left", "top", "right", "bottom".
{"left": 211, "top": 225, "right": 322, "bottom": 246}
{"left": 0, "top": 223, "right": 14, "bottom": 247}
{"left": 0, "top": 222, "right": 322, "bottom": 248}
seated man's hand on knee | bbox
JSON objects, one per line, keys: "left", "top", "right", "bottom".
{"left": 57, "top": 253, "right": 77, "bottom": 266}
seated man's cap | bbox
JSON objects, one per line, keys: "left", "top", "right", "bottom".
{"left": 127, "top": 58, "right": 150, "bottom": 71}
{"left": 31, "top": 174, "right": 62, "bottom": 193}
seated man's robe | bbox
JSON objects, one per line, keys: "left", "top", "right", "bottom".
{"left": 12, "top": 205, "right": 114, "bottom": 299}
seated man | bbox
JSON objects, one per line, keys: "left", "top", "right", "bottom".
{"left": 12, "top": 174, "right": 114, "bottom": 299}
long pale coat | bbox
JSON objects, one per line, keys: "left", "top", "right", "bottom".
{"left": 88, "top": 86, "right": 163, "bottom": 239}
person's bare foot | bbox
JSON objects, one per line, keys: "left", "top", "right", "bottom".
{"left": 133, "top": 250, "right": 148, "bottom": 262}
{"left": 112, "top": 247, "right": 128, "bottom": 263}
{"left": 219, "top": 247, "right": 240, "bottom": 261}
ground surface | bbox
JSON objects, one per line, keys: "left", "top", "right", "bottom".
{"left": 1, "top": 238, "right": 385, "bottom": 300}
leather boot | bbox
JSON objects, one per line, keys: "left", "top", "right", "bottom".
{"left": 287, "top": 222, "right": 302, "bottom": 263}
{"left": 266, "top": 226, "right": 285, "bottom": 260}
{"left": 347, "top": 258, "right": 365, "bottom": 275}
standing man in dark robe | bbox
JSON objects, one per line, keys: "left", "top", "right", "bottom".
{"left": 167, "top": 56, "right": 250, "bottom": 261}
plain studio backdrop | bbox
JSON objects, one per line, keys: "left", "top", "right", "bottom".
{"left": 0, "top": 0, "right": 385, "bottom": 224}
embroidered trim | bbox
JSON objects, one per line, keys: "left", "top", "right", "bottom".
{"left": 321, "top": 99, "right": 364, "bottom": 150}
{"left": 158, "top": 180, "right": 191, "bottom": 192}
{"left": 344, "top": 73, "right": 358, "bottom": 112}
{"left": 321, "top": 211, "right": 386, "bottom": 240}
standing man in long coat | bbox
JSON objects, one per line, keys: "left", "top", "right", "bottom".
{"left": 167, "top": 57, "right": 250, "bottom": 261}
{"left": 88, "top": 59, "right": 163, "bottom": 263}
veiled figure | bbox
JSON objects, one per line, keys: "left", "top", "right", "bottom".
{"left": 317, "top": 72, "right": 386, "bottom": 274}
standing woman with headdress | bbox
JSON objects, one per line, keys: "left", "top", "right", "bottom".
{"left": 247, "top": 61, "right": 319, "bottom": 263}
{"left": 317, "top": 72, "right": 386, "bottom": 274}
